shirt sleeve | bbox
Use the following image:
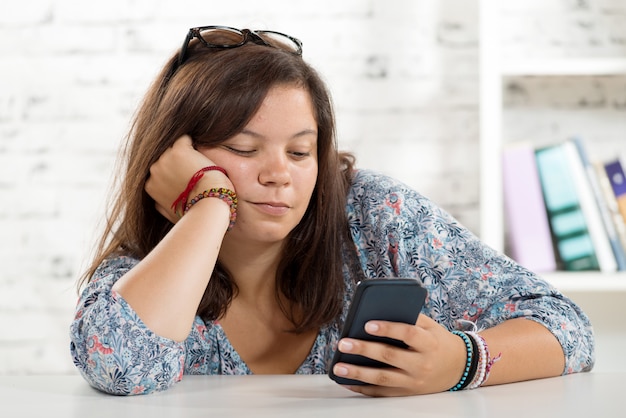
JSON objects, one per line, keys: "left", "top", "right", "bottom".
{"left": 69, "top": 256, "right": 186, "bottom": 395}
{"left": 346, "top": 169, "right": 595, "bottom": 374}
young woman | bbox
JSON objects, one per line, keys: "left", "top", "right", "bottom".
{"left": 70, "top": 26, "right": 594, "bottom": 396}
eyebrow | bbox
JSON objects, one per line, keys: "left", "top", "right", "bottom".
{"left": 239, "top": 128, "right": 318, "bottom": 139}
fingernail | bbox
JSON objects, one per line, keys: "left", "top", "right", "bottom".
{"left": 365, "top": 322, "right": 379, "bottom": 332}
{"left": 334, "top": 365, "right": 349, "bottom": 376}
{"left": 339, "top": 340, "right": 354, "bottom": 351}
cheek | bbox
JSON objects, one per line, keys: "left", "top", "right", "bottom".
{"left": 299, "top": 166, "right": 318, "bottom": 197}
{"left": 226, "top": 163, "right": 255, "bottom": 191}
{"left": 199, "top": 149, "right": 251, "bottom": 184}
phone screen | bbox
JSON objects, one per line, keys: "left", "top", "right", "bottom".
{"left": 329, "top": 278, "right": 427, "bottom": 385}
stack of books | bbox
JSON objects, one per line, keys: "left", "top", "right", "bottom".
{"left": 502, "top": 137, "right": 626, "bottom": 273}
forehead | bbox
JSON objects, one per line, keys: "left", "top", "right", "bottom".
{"left": 246, "top": 85, "right": 317, "bottom": 131}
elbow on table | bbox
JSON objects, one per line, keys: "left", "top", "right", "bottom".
{"left": 69, "top": 297, "right": 186, "bottom": 395}
{"left": 87, "top": 370, "right": 181, "bottom": 396}
{"left": 561, "top": 321, "right": 595, "bottom": 375}
{"left": 70, "top": 338, "right": 184, "bottom": 396}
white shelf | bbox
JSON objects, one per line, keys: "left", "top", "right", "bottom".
{"left": 542, "top": 272, "right": 626, "bottom": 293}
{"left": 502, "top": 58, "right": 626, "bottom": 76}
{"left": 479, "top": 0, "right": 504, "bottom": 251}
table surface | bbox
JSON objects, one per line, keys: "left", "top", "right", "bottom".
{"left": 0, "top": 372, "right": 620, "bottom": 418}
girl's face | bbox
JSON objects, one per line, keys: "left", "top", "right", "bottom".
{"left": 200, "top": 84, "right": 319, "bottom": 245}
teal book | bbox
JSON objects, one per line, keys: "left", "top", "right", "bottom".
{"left": 535, "top": 144, "right": 599, "bottom": 271}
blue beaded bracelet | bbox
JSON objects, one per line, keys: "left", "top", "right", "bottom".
{"left": 449, "top": 330, "right": 474, "bottom": 392}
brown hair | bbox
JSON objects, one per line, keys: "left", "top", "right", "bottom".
{"left": 79, "top": 31, "right": 357, "bottom": 332}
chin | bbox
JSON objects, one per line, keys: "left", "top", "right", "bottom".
{"left": 232, "top": 222, "right": 295, "bottom": 244}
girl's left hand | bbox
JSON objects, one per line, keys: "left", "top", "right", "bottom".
{"left": 331, "top": 314, "right": 467, "bottom": 396}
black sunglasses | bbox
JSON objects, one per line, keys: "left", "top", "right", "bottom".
{"left": 177, "top": 25, "right": 303, "bottom": 68}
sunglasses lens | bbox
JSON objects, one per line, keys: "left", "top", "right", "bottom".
{"left": 256, "top": 31, "right": 302, "bottom": 55}
{"left": 197, "top": 27, "right": 246, "bottom": 47}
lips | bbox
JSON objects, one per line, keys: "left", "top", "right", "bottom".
{"left": 250, "top": 201, "right": 290, "bottom": 216}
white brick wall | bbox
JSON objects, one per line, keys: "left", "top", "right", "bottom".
{"left": 0, "top": 0, "right": 624, "bottom": 374}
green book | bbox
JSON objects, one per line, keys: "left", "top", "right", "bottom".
{"left": 535, "top": 144, "right": 599, "bottom": 271}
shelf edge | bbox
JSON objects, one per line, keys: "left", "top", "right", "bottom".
{"left": 540, "top": 272, "right": 626, "bottom": 292}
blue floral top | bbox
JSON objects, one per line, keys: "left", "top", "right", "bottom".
{"left": 70, "top": 169, "right": 594, "bottom": 395}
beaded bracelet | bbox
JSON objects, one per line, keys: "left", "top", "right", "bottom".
{"left": 466, "top": 331, "right": 502, "bottom": 389}
{"left": 449, "top": 330, "right": 475, "bottom": 391}
{"left": 466, "top": 331, "right": 487, "bottom": 389}
{"left": 459, "top": 332, "right": 480, "bottom": 390}
{"left": 184, "top": 187, "right": 238, "bottom": 230}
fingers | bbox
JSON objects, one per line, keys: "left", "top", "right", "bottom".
{"left": 365, "top": 319, "right": 432, "bottom": 352}
{"left": 331, "top": 319, "right": 435, "bottom": 393}
{"left": 332, "top": 358, "right": 410, "bottom": 390}
{"left": 332, "top": 336, "right": 414, "bottom": 385}
{"left": 342, "top": 383, "right": 416, "bottom": 398}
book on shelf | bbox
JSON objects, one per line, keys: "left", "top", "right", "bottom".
{"left": 567, "top": 138, "right": 622, "bottom": 272}
{"left": 502, "top": 142, "right": 557, "bottom": 272}
{"left": 534, "top": 143, "right": 599, "bottom": 271}
{"left": 502, "top": 138, "right": 626, "bottom": 272}
{"left": 594, "top": 161, "right": 626, "bottom": 263}
{"left": 604, "top": 158, "right": 626, "bottom": 225}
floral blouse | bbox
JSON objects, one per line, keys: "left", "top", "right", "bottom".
{"left": 70, "top": 169, "right": 595, "bottom": 395}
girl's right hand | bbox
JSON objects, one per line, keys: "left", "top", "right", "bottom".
{"left": 145, "top": 135, "right": 234, "bottom": 224}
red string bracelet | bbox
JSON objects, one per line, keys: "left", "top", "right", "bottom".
{"left": 171, "top": 166, "right": 228, "bottom": 215}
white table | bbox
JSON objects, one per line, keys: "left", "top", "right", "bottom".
{"left": 0, "top": 372, "right": 620, "bottom": 417}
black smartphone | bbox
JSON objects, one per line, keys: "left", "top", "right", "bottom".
{"left": 329, "top": 278, "right": 427, "bottom": 385}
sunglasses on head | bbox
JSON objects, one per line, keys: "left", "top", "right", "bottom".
{"left": 177, "top": 25, "right": 303, "bottom": 68}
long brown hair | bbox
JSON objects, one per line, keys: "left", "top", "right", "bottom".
{"left": 79, "top": 30, "right": 356, "bottom": 332}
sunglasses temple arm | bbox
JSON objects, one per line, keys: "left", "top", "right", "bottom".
{"left": 177, "top": 31, "right": 195, "bottom": 67}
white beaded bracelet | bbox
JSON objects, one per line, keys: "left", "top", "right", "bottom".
{"left": 466, "top": 331, "right": 502, "bottom": 389}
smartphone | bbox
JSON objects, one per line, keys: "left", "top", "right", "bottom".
{"left": 329, "top": 278, "right": 427, "bottom": 385}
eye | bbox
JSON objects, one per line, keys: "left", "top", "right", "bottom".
{"left": 223, "top": 145, "right": 255, "bottom": 156}
{"left": 289, "top": 151, "right": 311, "bottom": 159}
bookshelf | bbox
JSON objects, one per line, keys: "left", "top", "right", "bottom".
{"left": 478, "top": 0, "right": 626, "bottom": 293}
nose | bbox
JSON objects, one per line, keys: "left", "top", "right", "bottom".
{"left": 258, "top": 152, "right": 291, "bottom": 186}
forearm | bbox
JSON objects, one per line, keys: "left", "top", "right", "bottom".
{"left": 112, "top": 197, "right": 230, "bottom": 341}
{"left": 479, "top": 318, "right": 565, "bottom": 386}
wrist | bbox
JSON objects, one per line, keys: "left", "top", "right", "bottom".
{"left": 448, "top": 330, "right": 477, "bottom": 392}
{"left": 171, "top": 165, "right": 234, "bottom": 217}
{"left": 466, "top": 331, "right": 502, "bottom": 389}
{"left": 184, "top": 187, "right": 238, "bottom": 230}
{"left": 190, "top": 171, "right": 233, "bottom": 197}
